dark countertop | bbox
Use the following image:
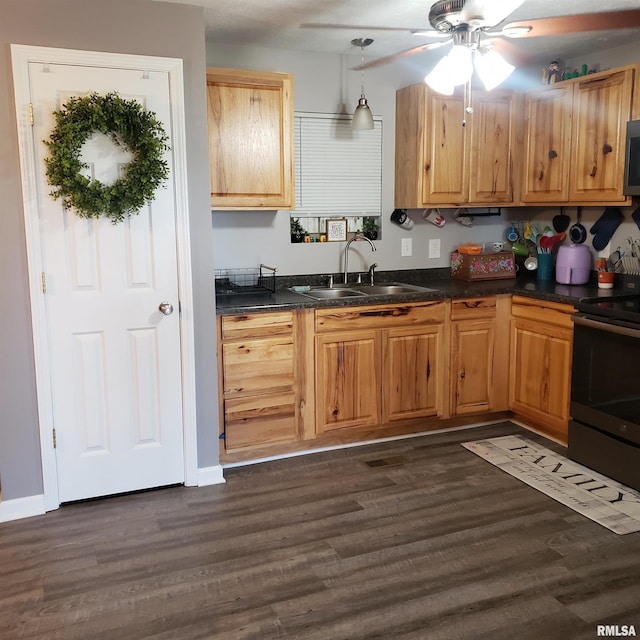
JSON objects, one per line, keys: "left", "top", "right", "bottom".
{"left": 215, "top": 268, "right": 609, "bottom": 315}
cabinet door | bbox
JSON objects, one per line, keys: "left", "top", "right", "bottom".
{"left": 569, "top": 69, "right": 633, "bottom": 202}
{"left": 451, "top": 319, "right": 495, "bottom": 415}
{"left": 207, "top": 68, "right": 294, "bottom": 209}
{"left": 316, "top": 331, "right": 380, "bottom": 432}
{"left": 510, "top": 317, "right": 573, "bottom": 440}
{"left": 422, "top": 92, "right": 467, "bottom": 205}
{"left": 468, "top": 91, "right": 517, "bottom": 204}
{"left": 521, "top": 85, "right": 572, "bottom": 203}
{"left": 383, "top": 325, "right": 446, "bottom": 422}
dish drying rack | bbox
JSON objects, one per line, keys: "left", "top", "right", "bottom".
{"left": 215, "top": 264, "right": 278, "bottom": 296}
{"left": 612, "top": 238, "right": 640, "bottom": 275}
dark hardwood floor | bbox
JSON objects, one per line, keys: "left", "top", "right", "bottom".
{"left": 2, "top": 421, "right": 639, "bottom": 639}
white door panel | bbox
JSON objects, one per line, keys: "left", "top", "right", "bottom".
{"left": 26, "top": 62, "right": 185, "bottom": 502}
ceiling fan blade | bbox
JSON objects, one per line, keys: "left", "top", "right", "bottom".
{"left": 487, "top": 37, "right": 532, "bottom": 68}
{"left": 352, "top": 40, "right": 452, "bottom": 70}
{"left": 501, "top": 9, "right": 640, "bottom": 38}
{"left": 461, "top": 0, "right": 525, "bottom": 28}
{"left": 299, "top": 22, "right": 433, "bottom": 34}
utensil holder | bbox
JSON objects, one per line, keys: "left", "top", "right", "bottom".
{"left": 536, "top": 252, "right": 554, "bottom": 281}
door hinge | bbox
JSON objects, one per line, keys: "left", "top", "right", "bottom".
{"left": 41, "top": 272, "right": 46, "bottom": 293}
{"left": 52, "top": 427, "right": 57, "bottom": 449}
{"left": 28, "top": 103, "right": 34, "bottom": 127}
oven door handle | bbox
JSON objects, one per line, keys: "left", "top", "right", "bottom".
{"left": 573, "top": 313, "right": 640, "bottom": 338}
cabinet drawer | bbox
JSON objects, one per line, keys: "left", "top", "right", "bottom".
{"left": 451, "top": 297, "right": 496, "bottom": 320}
{"left": 511, "top": 296, "right": 574, "bottom": 329}
{"left": 221, "top": 311, "right": 293, "bottom": 340}
{"left": 315, "top": 301, "right": 445, "bottom": 333}
{"left": 222, "top": 337, "right": 294, "bottom": 395}
{"left": 224, "top": 392, "right": 297, "bottom": 450}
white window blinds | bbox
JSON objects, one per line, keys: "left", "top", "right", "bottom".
{"left": 294, "top": 112, "right": 382, "bottom": 218}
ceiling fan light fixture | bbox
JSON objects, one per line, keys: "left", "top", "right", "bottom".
{"left": 424, "top": 58, "right": 455, "bottom": 95}
{"left": 425, "top": 44, "right": 472, "bottom": 94}
{"left": 352, "top": 37, "right": 375, "bottom": 130}
{"left": 447, "top": 44, "right": 473, "bottom": 83}
{"left": 475, "top": 48, "right": 515, "bottom": 91}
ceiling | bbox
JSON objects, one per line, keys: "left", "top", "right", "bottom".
{"left": 157, "top": 0, "right": 640, "bottom": 70}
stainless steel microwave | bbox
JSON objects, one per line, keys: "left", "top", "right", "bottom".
{"left": 624, "top": 119, "right": 640, "bottom": 195}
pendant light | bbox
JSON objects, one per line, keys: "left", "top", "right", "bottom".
{"left": 352, "top": 37, "right": 374, "bottom": 131}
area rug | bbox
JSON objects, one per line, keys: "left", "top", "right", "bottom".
{"left": 462, "top": 435, "right": 640, "bottom": 535}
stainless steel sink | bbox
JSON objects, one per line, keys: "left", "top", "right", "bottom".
{"left": 297, "top": 287, "right": 366, "bottom": 299}
{"left": 292, "top": 282, "right": 436, "bottom": 300}
{"left": 350, "top": 282, "right": 436, "bottom": 295}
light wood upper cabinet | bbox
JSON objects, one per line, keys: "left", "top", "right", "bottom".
{"left": 521, "top": 84, "right": 573, "bottom": 203}
{"left": 395, "top": 84, "right": 518, "bottom": 208}
{"left": 509, "top": 296, "right": 574, "bottom": 443}
{"left": 523, "top": 66, "right": 637, "bottom": 205}
{"left": 206, "top": 67, "right": 294, "bottom": 210}
{"left": 570, "top": 69, "right": 633, "bottom": 202}
{"left": 468, "top": 91, "right": 520, "bottom": 205}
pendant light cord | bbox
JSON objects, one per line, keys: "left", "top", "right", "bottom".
{"left": 360, "top": 45, "right": 365, "bottom": 97}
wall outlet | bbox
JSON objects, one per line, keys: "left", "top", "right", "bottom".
{"left": 429, "top": 238, "right": 441, "bottom": 259}
{"left": 401, "top": 238, "right": 412, "bottom": 257}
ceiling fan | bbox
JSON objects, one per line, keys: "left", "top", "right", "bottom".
{"left": 302, "top": 0, "right": 640, "bottom": 74}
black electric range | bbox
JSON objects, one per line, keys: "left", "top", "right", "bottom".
{"left": 576, "top": 275, "right": 640, "bottom": 324}
{"left": 569, "top": 275, "right": 640, "bottom": 492}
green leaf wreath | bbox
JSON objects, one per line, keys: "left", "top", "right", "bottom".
{"left": 44, "top": 92, "right": 170, "bottom": 224}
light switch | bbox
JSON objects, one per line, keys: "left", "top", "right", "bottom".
{"left": 401, "top": 238, "right": 412, "bottom": 257}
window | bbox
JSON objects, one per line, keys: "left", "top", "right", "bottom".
{"left": 293, "top": 112, "right": 383, "bottom": 219}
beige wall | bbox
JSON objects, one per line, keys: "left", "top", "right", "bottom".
{"left": 0, "top": 0, "right": 218, "bottom": 501}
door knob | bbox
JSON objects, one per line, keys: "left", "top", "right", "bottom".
{"left": 158, "top": 302, "right": 174, "bottom": 315}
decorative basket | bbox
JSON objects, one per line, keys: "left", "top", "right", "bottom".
{"left": 450, "top": 251, "right": 515, "bottom": 281}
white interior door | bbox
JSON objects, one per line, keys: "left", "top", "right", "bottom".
{"left": 23, "top": 61, "right": 186, "bottom": 502}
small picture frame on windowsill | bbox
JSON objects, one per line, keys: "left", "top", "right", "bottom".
{"left": 326, "top": 218, "right": 347, "bottom": 242}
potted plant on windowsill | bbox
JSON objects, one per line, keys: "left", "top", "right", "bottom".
{"left": 290, "top": 217, "right": 305, "bottom": 243}
{"left": 363, "top": 216, "right": 380, "bottom": 241}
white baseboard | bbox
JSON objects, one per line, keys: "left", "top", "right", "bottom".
{"left": 221, "top": 420, "right": 506, "bottom": 469}
{"left": 0, "top": 494, "right": 46, "bottom": 523}
{"left": 197, "top": 465, "right": 226, "bottom": 486}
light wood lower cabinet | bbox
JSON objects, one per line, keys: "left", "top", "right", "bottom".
{"left": 384, "top": 325, "right": 445, "bottom": 422}
{"left": 217, "top": 310, "right": 312, "bottom": 452}
{"left": 316, "top": 330, "right": 381, "bottom": 431}
{"left": 450, "top": 296, "right": 511, "bottom": 416}
{"left": 216, "top": 293, "right": 574, "bottom": 458}
{"left": 315, "top": 301, "right": 448, "bottom": 433}
{"left": 509, "top": 296, "right": 574, "bottom": 442}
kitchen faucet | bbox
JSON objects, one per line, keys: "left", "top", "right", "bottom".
{"left": 343, "top": 234, "right": 377, "bottom": 284}
{"left": 368, "top": 262, "right": 378, "bottom": 285}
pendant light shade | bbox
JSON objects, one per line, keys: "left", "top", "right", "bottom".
{"left": 474, "top": 48, "right": 515, "bottom": 91}
{"left": 353, "top": 96, "right": 374, "bottom": 130}
{"left": 352, "top": 38, "right": 375, "bottom": 131}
